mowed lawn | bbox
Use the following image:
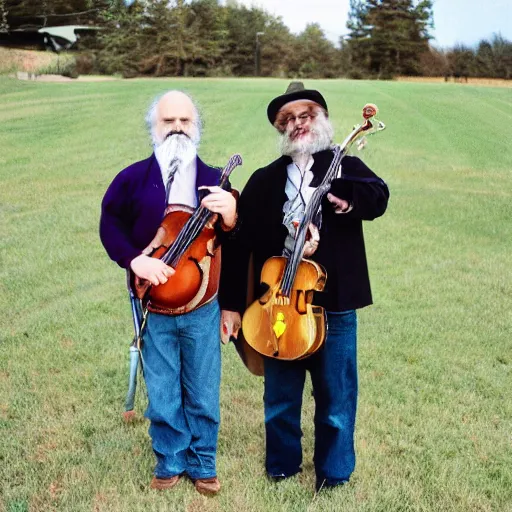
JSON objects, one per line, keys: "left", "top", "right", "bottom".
{"left": 0, "top": 76, "right": 511, "bottom": 512}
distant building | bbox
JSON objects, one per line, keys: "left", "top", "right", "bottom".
{"left": 0, "top": 25, "right": 99, "bottom": 52}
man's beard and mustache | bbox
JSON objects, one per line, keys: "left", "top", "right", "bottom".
{"left": 154, "top": 130, "right": 198, "bottom": 177}
{"left": 279, "top": 112, "right": 334, "bottom": 157}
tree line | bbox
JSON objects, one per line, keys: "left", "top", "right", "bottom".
{"left": 2, "top": 0, "right": 511, "bottom": 79}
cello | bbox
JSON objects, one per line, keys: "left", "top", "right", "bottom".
{"left": 133, "top": 153, "right": 242, "bottom": 315}
{"left": 242, "top": 104, "right": 385, "bottom": 360}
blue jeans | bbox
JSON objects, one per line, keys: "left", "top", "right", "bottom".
{"left": 264, "top": 310, "right": 358, "bottom": 489}
{"left": 141, "top": 299, "right": 221, "bottom": 480}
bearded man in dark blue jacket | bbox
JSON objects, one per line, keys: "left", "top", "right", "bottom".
{"left": 220, "top": 82, "right": 389, "bottom": 492}
{"left": 100, "top": 90, "right": 236, "bottom": 495}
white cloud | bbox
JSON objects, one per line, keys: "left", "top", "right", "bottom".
{"left": 229, "top": 0, "right": 350, "bottom": 44}
{"left": 225, "top": 0, "right": 512, "bottom": 49}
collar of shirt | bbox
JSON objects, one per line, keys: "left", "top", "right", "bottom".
{"left": 285, "top": 155, "right": 315, "bottom": 201}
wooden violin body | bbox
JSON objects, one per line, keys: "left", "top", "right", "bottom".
{"left": 133, "top": 153, "right": 242, "bottom": 315}
{"left": 133, "top": 205, "right": 220, "bottom": 315}
{"left": 242, "top": 256, "right": 327, "bottom": 360}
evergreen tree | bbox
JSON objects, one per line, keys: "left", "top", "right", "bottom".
{"left": 139, "top": 0, "right": 190, "bottom": 76}
{"left": 346, "top": 0, "right": 433, "bottom": 77}
{"left": 489, "top": 33, "right": 512, "bottom": 79}
{"left": 0, "top": 0, "right": 9, "bottom": 32}
{"left": 5, "top": 0, "right": 99, "bottom": 28}
{"left": 345, "top": 0, "right": 371, "bottom": 77}
{"left": 224, "top": 4, "right": 266, "bottom": 76}
{"left": 475, "top": 39, "right": 494, "bottom": 78}
{"left": 186, "top": 0, "right": 228, "bottom": 76}
{"left": 290, "top": 23, "right": 339, "bottom": 78}
{"left": 95, "top": 0, "right": 145, "bottom": 76}
{"left": 258, "top": 17, "right": 295, "bottom": 78}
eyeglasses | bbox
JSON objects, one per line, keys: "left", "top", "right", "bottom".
{"left": 277, "top": 111, "right": 317, "bottom": 129}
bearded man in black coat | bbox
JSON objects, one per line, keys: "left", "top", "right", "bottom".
{"left": 219, "top": 82, "right": 389, "bottom": 491}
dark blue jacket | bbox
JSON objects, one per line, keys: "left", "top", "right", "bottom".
{"left": 100, "top": 154, "right": 224, "bottom": 269}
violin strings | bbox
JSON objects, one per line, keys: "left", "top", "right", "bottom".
{"left": 161, "top": 209, "right": 203, "bottom": 265}
{"left": 159, "top": 156, "right": 239, "bottom": 268}
{"left": 165, "top": 207, "right": 210, "bottom": 266}
{"left": 174, "top": 159, "right": 237, "bottom": 257}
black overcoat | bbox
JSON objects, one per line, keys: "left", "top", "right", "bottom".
{"left": 219, "top": 149, "right": 389, "bottom": 313}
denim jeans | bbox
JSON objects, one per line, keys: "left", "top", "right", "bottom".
{"left": 141, "top": 299, "right": 221, "bottom": 479}
{"left": 263, "top": 310, "right": 358, "bottom": 489}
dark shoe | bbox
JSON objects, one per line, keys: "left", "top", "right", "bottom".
{"left": 269, "top": 475, "right": 287, "bottom": 483}
{"left": 194, "top": 476, "right": 221, "bottom": 495}
{"left": 150, "top": 474, "right": 181, "bottom": 490}
{"left": 267, "top": 469, "right": 301, "bottom": 482}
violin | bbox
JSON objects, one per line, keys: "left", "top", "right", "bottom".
{"left": 242, "top": 104, "right": 385, "bottom": 360}
{"left": 133, "top": 154, "right": 242, "bottom": 315}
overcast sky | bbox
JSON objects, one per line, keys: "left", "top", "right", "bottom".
{"left": 228, "top": 0, "right": 512, "bottom": 49}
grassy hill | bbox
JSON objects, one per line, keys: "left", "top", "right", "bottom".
{"left": 0, "top": 76, "right": 511, "bottom": 511}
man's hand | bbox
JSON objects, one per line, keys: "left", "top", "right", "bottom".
{"left": 130, "top": 254, "right": 175, "bottom": 286}
{"left": 220, "top": 310, "right": 241, "bottom": 345}
{"left": 303, "top": 223, "right": 320, "bottom": 257}
{"left": 200, "top": 186, "right": 237, "bottom": 229}
{"left": 326, "top": 193, "right": 353, "bottom": 214}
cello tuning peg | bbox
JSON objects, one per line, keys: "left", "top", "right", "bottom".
{"left": 356, "top": 137, "right": 368, "bottom": 151}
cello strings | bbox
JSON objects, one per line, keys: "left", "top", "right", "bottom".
{"left": 280, "top": 146, "right": 344, "bottom": 296}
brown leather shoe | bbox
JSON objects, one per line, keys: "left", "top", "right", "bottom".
{"left": 194, "top": 476, "right": 221, "bottom": 495}
{"left": 150, "top": 474, "right": 181, "bottom": 490}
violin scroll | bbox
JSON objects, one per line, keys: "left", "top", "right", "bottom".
{"left": 219, "top": 153, "right": 243, "bottom": 187}
{"left": 230, "top": 153, "right": 243, "bottom": 168}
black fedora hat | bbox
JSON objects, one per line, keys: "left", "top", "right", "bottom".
{"left": 267, "top": 81, "right": 328, "bottom": 125}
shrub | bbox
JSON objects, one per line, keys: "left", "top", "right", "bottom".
{"left": 36, "top": 53, "right": 78, "bottom": 78}
{"left": 75, "top": 53, "right": 96, "bottom": 75}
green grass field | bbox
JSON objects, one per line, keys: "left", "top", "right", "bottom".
{"left": 1, "top": 76, "right": 511, "bottom": 512}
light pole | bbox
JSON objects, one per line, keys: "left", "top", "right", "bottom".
{"left": 255, "top": 31, "right": 264, "bottom": 76}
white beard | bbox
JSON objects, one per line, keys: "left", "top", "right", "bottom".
{"left": 279, "top": 113, "right": 334, "bottom": 157}
{"left": 154, "top": 133, "right": 197, "bottom": 180}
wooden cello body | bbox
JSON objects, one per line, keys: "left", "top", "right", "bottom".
{"left": 242, "top": 256, "right": 327, "bottom": 360}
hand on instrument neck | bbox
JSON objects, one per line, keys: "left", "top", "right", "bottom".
{"left": 303, "top": 222, "right": 320, "bottom": 257}
{"left": 199, "top": 186, "right": 237, "bottom": 230}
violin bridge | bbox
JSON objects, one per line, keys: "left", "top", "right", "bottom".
{"left": 275, "top": 294, "right": 290, "bottom": 306}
